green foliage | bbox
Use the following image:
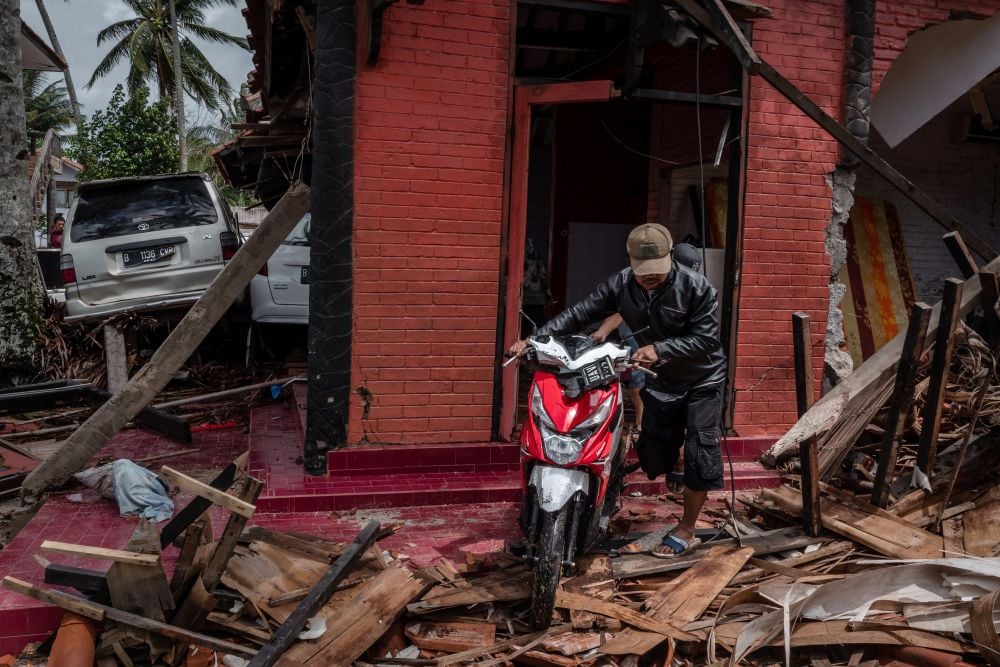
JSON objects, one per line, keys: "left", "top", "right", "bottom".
{"left": 88, "top": 0, "right": 249, "bottom": 112}
{"left": 186, "top": 96, "right": 259, "bottom": 207}
{"left": 23, "top": 70, "right": 74, "bottom": 135}
{"left": 70, "top": 86, "right": 180, "bottom": 181}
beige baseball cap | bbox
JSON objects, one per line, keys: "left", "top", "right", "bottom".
{"left": 627, "top": 223, "right": 673, "bottom": 276}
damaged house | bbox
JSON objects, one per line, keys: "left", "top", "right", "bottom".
{"left": 213, "top": 0, "right": 1000, "bottom": 470}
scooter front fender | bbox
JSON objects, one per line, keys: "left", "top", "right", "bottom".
{"left": 529, "top": 465, "right": 590, "bottom": 513}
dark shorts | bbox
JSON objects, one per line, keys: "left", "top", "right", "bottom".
{"left": 634, "top": 383, "right": 725, "bottom": 491}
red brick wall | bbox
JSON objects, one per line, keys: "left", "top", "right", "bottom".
{"left": 732, "top": 0, "right": 844, "bottom": 435}
{"left": 733, "top": 0, "right": 1000, "bottom": 437}
{"left": 351, "top": 0, "right": 510, "bottom": 444}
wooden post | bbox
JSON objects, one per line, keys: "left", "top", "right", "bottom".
{"left": 103, "top": 324, "right": 128, "bottom": 393}
{"left": 247, "top": 520, "right": 382, "bottom": 667}
{"left": 978, "top": 269, "right": 1000, "bottom": 349}
{"left": 871, "top": 302, "right": 932, "bottom": 508}
{"left": 915, "top": 279, "right": 965, "bottom": 483}
{"left": 792, "top": 312, "right": 821, "bottom": 537}
{"left": 943, "top": 232, "right": 978, "bottom": 279}
{"left": 22, "top": 184, "right": 311, "bottom": 495}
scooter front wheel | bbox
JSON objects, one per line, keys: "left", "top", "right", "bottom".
{"left": 530, "top": 506, "right": 569, "bottom": 629}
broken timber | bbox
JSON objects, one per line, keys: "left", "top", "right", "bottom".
{"left": 248, "top": 519, "right": 381, "bottom": 667}
{"left": 2, "top": 576, "right": 254, "bottom": 658}
{"left": 22, "top": 184, "right": 311, "bottom": 495}
{"left": 871, "top": 302, "right": 931, "bottom": 507}
{"left": 914, "top": 279, "right": 964, "bottom": 482}
{"left": 792, "top": 312, "right": 821, "bottom": 535}
{"left": 765, "top": 263, "right": 999, "bottom": 473}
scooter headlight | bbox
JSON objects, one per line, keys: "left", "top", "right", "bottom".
{"left": 531, "top": 389, "right": 613, "bottom": 465}
{"left": 544, "top": 433, "right": 585, "bottom": 465}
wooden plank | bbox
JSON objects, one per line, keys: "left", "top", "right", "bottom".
{"left": 160, "top": 462, "right": 239, "bottom": 548}
{"left": 2, "top": 576, "right": 254, "bottom": 657}
{"left": 601, "top": 546, "right": 751, "bottom": 656}
{"left": 41, "top": 541, "right": 159, "bottom": 566}
{"left": 433, "top": 625, "right": 572, "bottom": 667}
{"left": 979, "top": 269, "right": 1000, "bottom": 348}
{"left": 277, "top": 564, "right": 428, "bottom": 665}
{"left": 916, "top": 279, "right": 965, "bottom": 481}
{"left": 540, "top": 632, "right": 602, "bottom": 656}
{"left": 792, "top": 312, "right": 822, "bottom": 535}
{"left": 247, "top": 520, "right": 381, "bottom": 667}
{"left": 958, "top": 490, "right": 1000, "bottom": 557}
{"left": 612, "top": 528, "right": 823, "bottom": 579}
{"left": 160, "top": 466, "right": 255, "bottom": 518}
{"left": 760, "top": 485, "right": 942, "bottom": 559}
{"left": 712, "top": 619, "right": 971, "bottom": 653}
{"left": 170, "top": 477, "right": 263, "bottom": 636}
{"left": 106, "top": 520, "right": 173, "bottom": 622}
{"left": 943, "top": 232, "right": 978, "bottom": 279}
{"left": 43, "top": 563, "right": 109, "bottom": 598}
{"left": 404, "top": 621, "right": 496, "bottom": 653}
{"left": 409, "top": 569, "right": 533, "bottom": 612}
{"left": 871, "top": 302, "right": 931, "bottom": 507}
{"left": 103, "top": 324, "right": 128, "bottom": 394}
{"left": 169, "top": 519, "right": 206, "bottom": 600}
{"left": 85, "top": 388, "right": 192, "bottom": 444}
{"left": 554, "top": 590, "right": 697, "bottom": 641}
{"left": 562, "top": 554, "right": 614, "bottom": 630}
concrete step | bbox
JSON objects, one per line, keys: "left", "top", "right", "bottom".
{"left": 255, "top": 463, "right": 782, "bottom": 512}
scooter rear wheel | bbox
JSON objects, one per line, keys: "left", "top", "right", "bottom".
{"left": 530, "top": 506, "right": 569, "bottom": 629}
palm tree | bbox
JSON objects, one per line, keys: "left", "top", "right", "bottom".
{"left": 34, "top": 0, "right": 82, "bottom": 132}
{"left": 87, "top": 0, "right": 249, "bottom": 112}
{"left": 23, "top": 70, "right": 74, "bottom": 135}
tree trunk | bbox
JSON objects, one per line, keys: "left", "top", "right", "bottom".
{"left": 21, "top": 184, "right": 310, "bottom": 495}
{"left": 34, "top": 0, "right": 82, "bottom": 133}
{"left": 0, "top": 0, "right": 44, "bottom": 385}
{"left": 168, "top": 0, "right": 187, "bottom": 170}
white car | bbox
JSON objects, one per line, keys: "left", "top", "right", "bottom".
{"left": 60, "top": 173, "right": 242, "bottom": 323}
{"left": 250, "top": 213, "right": 309, "bottom": 324}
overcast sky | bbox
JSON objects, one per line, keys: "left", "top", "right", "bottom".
{"left": 19, "top": 0, "right": 254, "bottom": 126}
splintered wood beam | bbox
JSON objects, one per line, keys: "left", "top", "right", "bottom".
{"left": 247, "top": 520, "right": 382, "bottom": 667}
{"left": 871, "top": 303, "right": 932, "bottom": 508}
{"left": 916, "top": 279, "right": 965, "bottom": 481}
{"left": 978, "top": 269, "right": 1000, "bottom": 349}
{"left": 943, "top": 232, "right": 978, "bottom": 279}
{"left": 792, "top": 312, "right": 821, "bottom": 536}
{"left": 40, "top": 541, "right": 160, "bottom": 567}
{"left": 2, "top": 576, "right": 254, "bottom": 657}
{"left": 675, "top": 0, "right": 997, "bottom": 261}
{"left": 160, "top": 461, "right": 238, "bottom": 548}
{"left": 160, "top": 466, "right": 255, "bottom": 518}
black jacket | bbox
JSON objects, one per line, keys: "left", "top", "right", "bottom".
{"left": 537, "top": 266, "right": 727, "bottom": 392}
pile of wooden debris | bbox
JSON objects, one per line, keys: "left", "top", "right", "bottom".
{"left": 2, "top": 446, "right": 997, "bottom": 666}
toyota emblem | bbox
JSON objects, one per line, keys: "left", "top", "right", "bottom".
{"left": 138, "top": 223, "right": 150, "bottom": 231}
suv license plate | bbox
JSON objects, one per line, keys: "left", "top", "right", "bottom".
{"left": 300, "top": 266, "right": 310, "bottom": 284}
{"left": 123, "top": 245, "right": 174, "bottom": 267}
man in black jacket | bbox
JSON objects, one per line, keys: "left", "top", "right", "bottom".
{"left": 508, "top": 223, "right": 726, "bottom": 558}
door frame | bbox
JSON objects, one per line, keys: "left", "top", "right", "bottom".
{"left": 499, "top": 80, "right": 618, "bottom": 441}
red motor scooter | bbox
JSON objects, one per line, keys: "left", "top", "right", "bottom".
{"left": 507, "top": 334, "right": 654, "bottom": 628}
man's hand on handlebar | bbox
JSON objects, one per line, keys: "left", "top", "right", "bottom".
{"left": 507, "top": 339, "right": 530, "bottom": 358}
{"left": 633, "top": 345, "right": 659, "bottom": 365}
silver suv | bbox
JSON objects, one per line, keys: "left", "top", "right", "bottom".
{"left": 61, "top": 173, "right": 242, "bottom": 323}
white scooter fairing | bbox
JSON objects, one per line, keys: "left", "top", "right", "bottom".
{"left": 529, "top": 465, "right": 591, "bottom": 512}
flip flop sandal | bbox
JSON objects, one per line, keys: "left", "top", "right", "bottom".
{"left": 651, "top": 532, "right": 702, "bottom": 559}
{"left": 666, "top": 470, "right": 685, "bottom": 493}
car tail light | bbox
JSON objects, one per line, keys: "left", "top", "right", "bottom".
{"left": 60, "top": 253, "right": 76, "bottom": 284}
{"left": 220, "top": 231, "right": 239, "bottom": 261}
{"left": 257, "top": 262, "right": 268, "bottom": 277}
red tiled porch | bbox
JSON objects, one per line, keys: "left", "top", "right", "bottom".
{"left": 0, "top": 384, "right": 781, "bottom": 654}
